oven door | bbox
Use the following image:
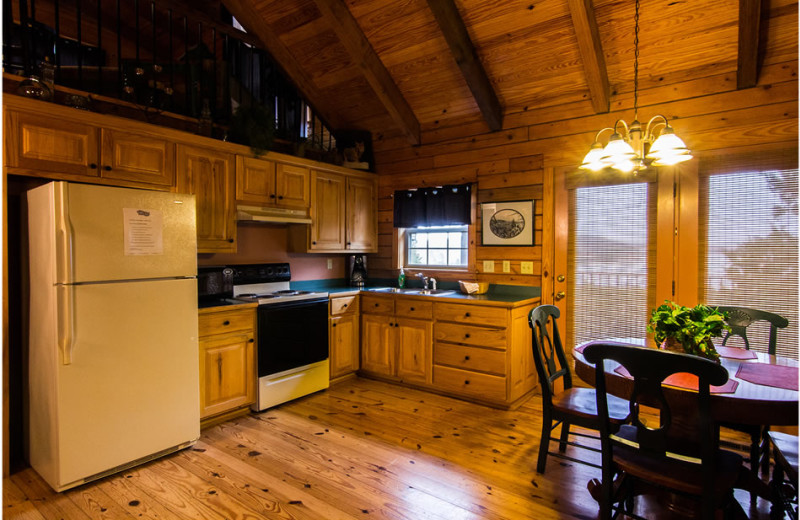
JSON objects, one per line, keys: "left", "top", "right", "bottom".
{"left": 256, "top": 297, "right": 329, "bottom": 377}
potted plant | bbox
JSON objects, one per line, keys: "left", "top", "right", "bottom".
{"left": 646, "top": 300, "right": 730, "bottom": 361}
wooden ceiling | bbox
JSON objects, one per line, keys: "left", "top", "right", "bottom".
{"left": 221, "top": 0, "right": 796, "bottom": 147}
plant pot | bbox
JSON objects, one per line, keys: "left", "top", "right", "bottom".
{"left": 659, "top": 337, "right": 684, "bottom": 353}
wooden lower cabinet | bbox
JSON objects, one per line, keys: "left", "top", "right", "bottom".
{"left": 329, "top": 294, "right": 360, "bottom": 380}
{"left": 198, "top": 306, "right": 256, "bottom": 425}
{"left": 360, "top": 295, "right": 432, "bottom": 385}
{"left": 358, "top": 294, "right": 539, "bottom": 408}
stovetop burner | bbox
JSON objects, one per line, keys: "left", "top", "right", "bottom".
{"left": 229, "top": 263, "right": 328, "bottom": 305}
{"left": 272, "top": 290, "right": 309, "bottom": 296}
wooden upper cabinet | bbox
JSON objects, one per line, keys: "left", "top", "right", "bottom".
{"left": 346, "top": 176, "right": 377, "bottom": 252}
{"left": 276, "top": 163, "right": 311, "bottom": 209}
{"left": 100, "top": 129, "right": 175, "bottom": 187}
{"left": 236, "top": 156, "right": 310, "bottom": 210}
{"left": 5, "top": 111, "right": 100, "bottom": 177}
{"left": 177, "top": 144, "right": 236, "bottom": 253}
{"left": 310, "top": 170, "right": 347, "bottom": 250}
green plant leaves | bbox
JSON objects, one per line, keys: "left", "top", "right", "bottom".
{"left": 647, "top": 300, "right": 731, "bottom": 360}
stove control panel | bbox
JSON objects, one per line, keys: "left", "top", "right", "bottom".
{"left": 230, "top": 263, "right": 291, "bottom": 285}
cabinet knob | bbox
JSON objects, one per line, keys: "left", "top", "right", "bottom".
{"left": 223, "top": 320, "right": 230, "bottom": 326}
{"left": 374, "top": 303, "right": 379, "bottom": 307}
{"left": 465, "top": 333, "right": 470, "bottom": 339}
{"left": 228, "top": 238, "right": 234, "bottom": 243}
{"left": 269, "top": 194, "right": 276, "bottom": 198}
{"left": 312, "top": 241, "right": 317, "bottom": 245}
{"left": 248, "top": 338, "right": 254, "bottom": 343}
{"left": 346, "top": 242, "right": 351, "bottom": 245}
{"left": 464, "top": 380, "right": 470, "bottom": 385}
{"left": 410, "top": 307, "right": 415, "bottom": 311}
{"left": 89, "top": 163, "right": 98, "bottom": 169}
{"left": 103, "top": 165, "right": 112, "bottom": 171}
{"left": 278, "top": 195, "right": 283, "bottom": 200}
{"left": 464, "top": 355, "right": 470, "bottom": 361}
{"left": 332, "top": 323, "right": 337, "bottom": 328}
{"left": 343, "top": 303, "right": 348, "bottom": 308}
{"left": 465, "top": 312, "right": 471, "bottom": 318}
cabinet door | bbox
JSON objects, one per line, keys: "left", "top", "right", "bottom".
{"left": 6, "top": 110, "right": 99, "bottom": 177}
{"left": 275, "top": 163, "right": 310, "bottom": 209}
{"left": 177, "top": 145, "right": 236, "bottom": 253}
{"left": 395, "top": 317, "right": 432, "bottom": 384}
{"left": 346, "top": 176, "right": 377, "bottom": 252}
{"left": 101, "top": 129, "right": 175, "bottom": 187}
{"left": 361, "top": 314, "right": 394, "bottom": 376}
{"left": 236, "top": 155, "right": 276, "bottom": 204}
{"left": 199, "top": 332, "right": 255, "bottom": 419}
{"left": 310, "top": 171, "right": 346, "bottom": 250}
{"left": 330, "top": 313, "right": 359, "bottom": 379}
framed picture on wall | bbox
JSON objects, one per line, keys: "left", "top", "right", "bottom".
{"left": 481, "top": 200, "right": 534, "bottom": 246}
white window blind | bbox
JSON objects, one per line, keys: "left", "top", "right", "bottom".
{"left": 700, "top": 168, "right": 799, "bottom": 357}
{"left": 569, "top": 183, "right": 653, "bottom": 349}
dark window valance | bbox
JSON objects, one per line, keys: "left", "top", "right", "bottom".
{"left": 393, "top": 184, "right": 472, "bottom": 228}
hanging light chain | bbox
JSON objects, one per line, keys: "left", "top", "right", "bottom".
{"left": 633, "top": 0, "right": 640, "bottom": 120}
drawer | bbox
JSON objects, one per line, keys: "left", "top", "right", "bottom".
{"left": 330, "top": 295, "right": 358, "bottom": 315}
{"left": 395, "top": 298, "right": 433, "bottom": 320}
{"left": 433, "top": 365, "right": 506, "bottom": 402}
{"left": 435, "top": 302, "right": 507, "bottom": 327}
{"left": 199, "top": 309, "right": 254, "bottom": 337}
{"left": 361, "top": 294, "right": 394, "bottom": 315}
{"left": 434, "top": 343, "right": 506, "bottom": 376}
{"left": 434, "top": 322, "right": 507, "bottom": 349}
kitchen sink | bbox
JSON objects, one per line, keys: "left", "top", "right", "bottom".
{"left": 367, "top": 287, "right": 419, "bottom": 293}
{"left": 414, "top": 289, "right": 456, "bottom": 296}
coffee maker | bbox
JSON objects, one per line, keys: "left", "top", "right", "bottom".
{"left": 348, "top": 254, "right": 368, "bottom": 287}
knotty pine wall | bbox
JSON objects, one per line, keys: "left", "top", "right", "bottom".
{"left": 369, "top": 60, "right": 798, "bottom": 294}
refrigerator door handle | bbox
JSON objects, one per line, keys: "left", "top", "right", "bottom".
{"left": 57, "top": 285, "right": 75, "bottom": 365}
{"left": 55, "top": 183, "right": 74, "bottom": 283}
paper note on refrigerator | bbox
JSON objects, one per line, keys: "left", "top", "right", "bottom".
{"left": 123, "top": 208, "right": 164, "bottom": 255}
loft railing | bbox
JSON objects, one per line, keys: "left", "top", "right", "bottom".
{"left": 2, "top": 0, "right": 338, "bottom": 157}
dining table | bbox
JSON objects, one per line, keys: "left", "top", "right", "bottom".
{"left": 572, "top": 338, "right": 799, "bottom": 508}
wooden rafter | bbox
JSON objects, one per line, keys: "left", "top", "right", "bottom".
{"left": 426, "top": 0, "right": 503, "bottom": 131}
{"left": 567, "top": 0, "right": 609, "bottom": 113}
{"left": 221, "top": 0, "right": 346, "bottom": 130}
{"left": 311, "top": 0, "right": 421, "bottom": 146}
{"left": 737, "top": 0, "right": 762, "bottom": 89}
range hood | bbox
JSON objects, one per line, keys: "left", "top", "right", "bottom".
{"left": 236, "top": 205, "right": 312, "bottom": 224}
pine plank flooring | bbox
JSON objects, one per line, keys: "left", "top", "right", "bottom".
{"left": 4, "top": 378, "right": 778, "bottom": 519}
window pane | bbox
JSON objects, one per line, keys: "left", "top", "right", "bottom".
{"left": 428, "top": 233, "right": 448, "bottom": 248}
{"left": 701, "top": 169, "right": 798, "bottom": 357}
{"left": 448, "top": 250, "right": 465, "bottom": 266}
{"left": 448, "top": 232, "right": 464, "bottom": 247}
{"left": 570, "top": 184, "right": 650, "bottom": 348}
{"left": 409, "top": 249, "right": 427, "bottom": 265}
{"left": 409, "top": 232, "right": 427, "bottom": 248}
{"left": 429, "top": 249, "right": 447, "bottom": 265}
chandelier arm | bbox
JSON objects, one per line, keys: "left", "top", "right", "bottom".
{"left": 644, "top": 114, "right": 670, "bottom": 140}
{"left": 593, "top": 127, "right": 615, "bottom": 142}
{"left": 613, "top": 119, "right": 630, "bottom": 137}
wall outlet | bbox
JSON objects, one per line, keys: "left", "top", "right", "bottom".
{"left": 521, "top": 261, "right": 533, "bottom": 274}
{"left": 502, "top": 260, "right": 511, "bottom": 273}
{"left": 483, "top": 260, "right": 495, "bottom": 273}
{"left": 327, "top": 258, "right": 333, "bottom": 270}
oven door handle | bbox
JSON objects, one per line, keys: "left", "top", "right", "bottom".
{"left": 258, "top": 297, "right": 329, "bottom": 310}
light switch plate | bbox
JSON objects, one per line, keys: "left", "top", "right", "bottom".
{"left": 483, "top": 260, "right": 495, "bottom": 273}
{"left": 327, "top": 258, "right": 333, "bottom": 270}
{"left": 521, "top": 261, "right": 533, "bottom": 274}
{"left": 502, "top": 260, "right": 511, "bottom": 273}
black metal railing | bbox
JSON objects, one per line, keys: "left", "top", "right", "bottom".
{"left": 3, "top": 0, "right": 337, "bottom": 155}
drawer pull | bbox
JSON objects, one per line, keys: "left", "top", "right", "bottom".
{"left": 374, "top": 303, "right": 379, "bottom": 307}
{"left": 410, "top": 307, "right": 415, "bottom": 311}
{"left": 465, "top": 333, "right": 470, "bottom": 339}
{"left": 248, "top": 338, "right": 254, "bottom": 343}
{"left": 332, "top": 323, "right": 337, "bottom": 328}
{"left": 464, "top": 380, "right": 470, "bottom": 385}
{"left": 269, "top": 194, "right": 276, "bottom": 199}
{"left": 103, "top": 165, "right": 112, "bottom": 171}
{"left": 465, "top": 312, "right": 471, "bottom": 318}
{"left": 223, "top": 320, "right": 230, "bottom": 326}
{"left": 89, "top": 163, "right": 97, "bottom": 169}
{"left": 464, "top": 355, "right": 470, "bottom": 361}
{"left": 343, "top": 303, "right": 348, "bottom": 308}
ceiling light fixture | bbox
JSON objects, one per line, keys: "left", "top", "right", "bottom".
{"left": 580, "top": 0, "right": 692, "bottom": 173}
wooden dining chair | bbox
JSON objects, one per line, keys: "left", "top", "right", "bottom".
{"left": 528, "top": 305, "right": 628, "bottom": 474}
{"left": 768, "top": 431, "right": 798, "bottom": 520}
{"left": 583, "top": 342, "right": 744, "bottom": 520}
{"left": 715, "top": 305, "right": 789, "bottom": 476}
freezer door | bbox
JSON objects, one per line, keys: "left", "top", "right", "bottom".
{"left": 31, "top": 182, "right": 197, "bottom": 283}
{"left": 28, "top": 278, "right": 200, "bottom": 490}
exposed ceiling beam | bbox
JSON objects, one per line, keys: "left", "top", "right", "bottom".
{"left": 426, "top": 0, "right": 503, "bottom": 132}
{"left": 737, "top": 0, "right": 762, "bottom": 89}
{"left": 311, "top": 0, "right": 421, "bottom": 145}
{"left": 221, "top": 0, "right": 346, "bottom": 130}
{"left": 567, "top": 0, "right": 610, "bottom": 113}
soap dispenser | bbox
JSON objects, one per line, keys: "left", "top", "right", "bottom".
{"left": 398, "top": 268, "right": 406, "bottom": 288}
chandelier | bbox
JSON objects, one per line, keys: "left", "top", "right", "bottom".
{"left": 579, "top": 0, "right": 692, "bottom": 173}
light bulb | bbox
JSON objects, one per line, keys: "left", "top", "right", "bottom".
{"left": 580, "top": 143, "right": 607, "bottom": 171}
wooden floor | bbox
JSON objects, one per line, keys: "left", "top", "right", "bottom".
{"left": 4, "top": 378, "right": 779, "bottom": 519}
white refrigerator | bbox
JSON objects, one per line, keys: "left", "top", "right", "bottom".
{"left": 27, "top": 181, "right": 201, "bottom": 492}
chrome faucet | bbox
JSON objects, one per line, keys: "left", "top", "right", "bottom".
{"left": 430, "top": 278, "right": 437, "bottom": 290}
{"left": 417, "top": 273, "right": 429, "bottom": 289}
